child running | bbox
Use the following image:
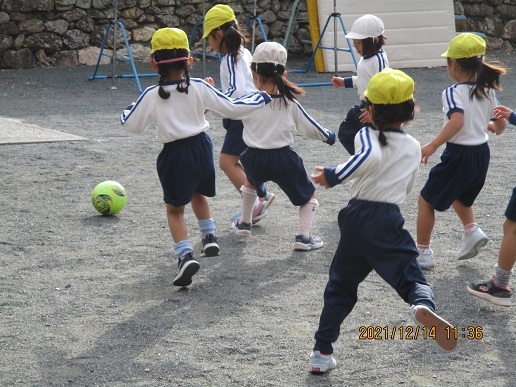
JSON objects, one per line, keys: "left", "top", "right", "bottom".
{"left": 120, "top": 28, "right": 271, "bottom": 287}
{"left": 203, "top": 4, "right": 275, "bottom": 224}
{"left": 416, "top": 33, "right": 507, "bottom": 270}
{"left": 308, "top": 69, "right": 457, "bottom": 374}
{"left": 332, "top": 14, "right": 389, "bottom": 155}
{"left": 467, "top": 105, "right": 514, "bottom": 307}
{"left": 231, "top": 42, "right": 335, "bottom": 250}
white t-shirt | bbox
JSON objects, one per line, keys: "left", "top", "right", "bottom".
{"left": 442, "top": 82, "right": 498, "bottom": 146}
{"left": 324, "top": 126, "right": 421, "bottom": 205}
{"left": 220, "top": 47, "right": 257, "bottom": 98}
{"left": 240, "top": 96, "right": 335, "bottom": 149}
{"left": 347, "top": 49, "right": 389, "bottom": 100}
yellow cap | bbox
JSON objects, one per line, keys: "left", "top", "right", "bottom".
{"left": 203, "top": 4, "right": 235, "bottom": 38}
{"left": 441, "top": 33, "right": 486, "bottom": 59}
{"left": 364, "top": 68, "right": 414, "bottom": 105}
{"left": 151, "top": 28, "right": 189, "bottom": 54}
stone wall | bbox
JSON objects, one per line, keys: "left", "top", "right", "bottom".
{"left": 0, "top": 0, "right": 514, "bottom": 70}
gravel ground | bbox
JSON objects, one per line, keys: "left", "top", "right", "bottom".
{"left": 0, "top": 52, "right": 515, "bottom": 386}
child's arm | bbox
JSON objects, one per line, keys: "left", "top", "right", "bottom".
{"left": 421, "top": 112, "right": 463, "bottom": 164}
{"left": 331, "top": 76, "right": 355, "bottom": 88}
{"left": 312, "top": 127, "right": 381, "bottom": 189}
{"left": 291, "top": 101, "right": 335, "bottom": 145}
{"left": 200, "top": 80, "right": 271, "bottom": 119}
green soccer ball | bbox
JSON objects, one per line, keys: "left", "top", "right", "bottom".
{"left": 91, "top": 180, "right": 127, "bottom": 216}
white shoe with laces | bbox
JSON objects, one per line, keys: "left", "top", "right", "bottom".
{"left": 416, "top": 248, "right": 434, "bottom": 270}
{"left": 308, "top": 351, "right": 336, "bottom": 373}
{"left": 457, "top": 226, "right": 488, "bottom": 260}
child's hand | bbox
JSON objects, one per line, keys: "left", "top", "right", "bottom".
{"left": 487, "top": 121, "right": 505, "bottom": 136}
{"left": 311, "top": 166, "right": 330, "bottom": 188}
{"left": 205, "top": 77, "right": 215, "bottom": 86}
{"left": 331, "top": 77, "right": 344, "bottom": 88}
{"left": 493, "top": 105, "right": 513, "bottom": 120}
{"left": 358, "top": 108, "right": 370, "bottom": 124}
{"left": 420, "top": 143, "right": 438, "bottom": 164}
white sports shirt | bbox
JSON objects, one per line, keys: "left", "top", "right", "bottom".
{"left": 240, "top": 96, "right": 335, "bottom": 149}
{"left": 120, "top": 79, "right": 270, "bottom": 143}
{"left": 220, "top": 47, "right": 257, "bottom": 98}
{"left": 345, "top": 50, "right": 389, "bottom": 100}
{"left": 324, "top": 126, "right": 421, "bottom": 205}
{"left": 442, "top": 82, "right": 498, "bottom": 146}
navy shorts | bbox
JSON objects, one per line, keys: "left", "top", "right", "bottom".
{"left": 240, "top": 146, "right": 315, "bottom": 206}
{"left": 156, "top": 132, "right": 216, "bottom": 207}
{"left": 221, "top": 118, "right": 247, "bottom": 156}
{"left": 421, "top": 142, "right": 490, "bottom": 211}
{"left": 505, "top": 187, "right": 516, "bottom": 222}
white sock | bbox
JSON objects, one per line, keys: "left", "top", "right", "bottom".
{"left": 297, "top": 198, "right": 318, "bottom": 236}
{"left": 240, "top": 185, "right": 257, "bottom": 224}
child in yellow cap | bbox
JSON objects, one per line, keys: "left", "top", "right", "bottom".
{"left": 203, "top": 4, "right": 276, "bottom": 225}
{"left": 416, "top": 33, "right": 507, "bottom": 270}
{"left": 308, "top": 68, "right": 457, "bottom": 374}
{"left": 120, "top": 28, "right": 271, "bottom": 287}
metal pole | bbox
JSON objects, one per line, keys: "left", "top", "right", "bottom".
{"left": 202, "top": 0, "right": 206, "bottom": 79}
{"left": 111, "top": 0, "right": 118, "bottom": 89}
{"left": 333, "top": 0, "right": 338, "bottom": 76}
{"left": 251, "top": 0, "right": 257, "bottom": 52}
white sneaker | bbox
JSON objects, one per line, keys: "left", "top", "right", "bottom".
{"left": 410, "top": 305, "right": 457, "bottom": 352}
{"left": 308, "top": 351, "right": 336, "bottom": 373}
{"left": 457, "top": 226, "right": 488, "bottom": 260}
{"left": 417, "top": 248, "right": 434, "bottom": 270}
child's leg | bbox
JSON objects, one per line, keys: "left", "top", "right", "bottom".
{"left": 219, "top": 153, "right": 246, "bottom": 192}
{"left": 298, "top": 195, "right": 318, "bottom": 237}
{"left": 166, "top": 203, "right": 188, "bottom": 243}
{"left": 416, "top": 194, "right": 435, "bottom": 247}
{"left": 220, "top": 152, "right": 263, "bottom": 214}
{"left": 191, "top": 193, "right": 219, "bottom": 257}
{"left": 239, "top": 183, "right": 257, "bottom": 224}
{"left": 451, "top": 199, "right": 475, "bottom": 227}
{"left": 496, "top": 217, "right": 516, "bottom": 283}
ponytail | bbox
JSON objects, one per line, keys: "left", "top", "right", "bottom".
{"left": 453, "top": 57, "right": 506, "bottom": 100}
{"left": 214, "top": 20, "right": 245, "bottom": 68}
{"left": 251, "top": 62, "right": 305, "bottom": 107}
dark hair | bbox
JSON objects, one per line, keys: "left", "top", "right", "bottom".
{"left": 152, "top": 48, "right": 190, "bottom": 99}
{"left": 251, "top": 62, "right": 305, "bottom": 107}
{"left": 363, "top": 98, "right": 416, "bottom": 146}
{"left": 210, "top": 20, "right": 245, "bottom": 68}
{"left": 448, "top": 57, "right": 506, "bottom": 100}
{"left": 361, "top": 35, "right": 386, "bottom": 59}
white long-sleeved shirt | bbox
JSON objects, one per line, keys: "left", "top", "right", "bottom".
{"left": 120, "top": 79, "right": 270, "bottom": 143}
{"left": 240, "top": 96, "right": 335, "bottom": 149}
{"left": 220, "top": 47, "right": 257, "bottom": 98}
{"left": 324, "top": 126, "right": 421, "bottom": 205}
{"left": 442, "top": 82, "right": 498, "bottom": 146}
{"left": 344, "top": 49, "right": 389, "bottom": 100}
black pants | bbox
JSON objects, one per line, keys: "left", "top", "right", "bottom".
{"left": 338, "top": 105, "right": 363, "bottom": 155}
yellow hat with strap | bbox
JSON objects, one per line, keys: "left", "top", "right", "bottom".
{"left": 151, "top": 28, "right": 189, "bottom": 54}
{"left": 364, "top": 68, "right": 414, "bottom": 105}
{"left": 441, "top": 33, "right": 486, "bottom": 59}
{"left": 202, "top": 4, "right": 235, "bottom": 38}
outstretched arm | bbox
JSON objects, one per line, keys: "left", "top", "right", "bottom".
{"left": 421, "top": 112, "right": 463, "bottom": 164}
